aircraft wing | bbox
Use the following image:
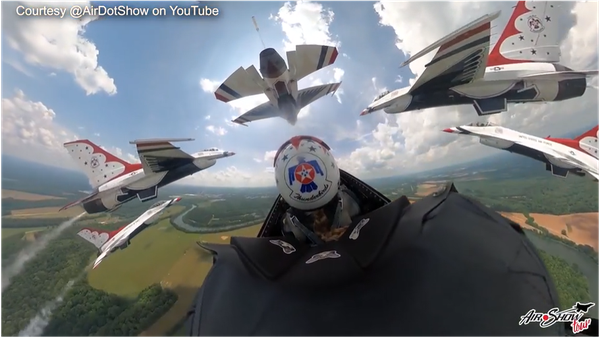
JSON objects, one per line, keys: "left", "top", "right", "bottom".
{"left": 214, "top": 66, "right": 265, "bottom": 103}
{"left": 119, "top": 197, "right": 180, "bottom": 236}
{"left": 130, "top": 138, "right": 195, "bottom": 175}
{"left": 404, "top": 11, "right": 500, "bottom": 95}
{"left": 290, "top": 45, "right": 338, "bottom": 82}
{"left": 520, "top": 70, "right": 599, "bottom": 81}
{"left": 231, "top": 102, "right": 280, "bottom": 126}
{"left": 297, "top": 82, "right": 341, "bottom": 109}
{"left": 512, "top": 138, "right": 597, "bottom": 176}
{"left": 59, "top": 191, "right": 98, "bottom": 212}
{"left": 92, "top": 251, "right": 109, "bottom": 269}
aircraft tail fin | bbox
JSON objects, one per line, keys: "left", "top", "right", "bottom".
{"left": 487, "top": 1, "right": 561, "bottom": 67}
{"left": 76, "top": 225, "right": 126, "bottom": 250}
{"left": 574, "top": 125, "right": 599, "bottom": 159}
{"left": 574, "top": 125, "right": 599, "bottom": 142}
{"left": 63, "top": 139, "right": 138, "bottom": 188}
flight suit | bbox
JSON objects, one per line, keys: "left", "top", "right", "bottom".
{"left": 185, "top": 183, "right": 564, "bottom": 336}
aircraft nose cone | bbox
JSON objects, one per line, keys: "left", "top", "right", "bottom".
{"left": 227, "top": 151, "right": 236, "bottom": 156}
{"left": 360, "top": 109, "right": 370, "bottom": 116}
{"left": 442, "top": 128, "right": 457, "bottom": 133}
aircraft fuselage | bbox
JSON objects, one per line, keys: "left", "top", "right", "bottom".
{"left": 82, "top": 152, "right": 223, "bottom": 214}
{"left": 367, "top": 62, "right": 589, "bottom": 116}
{"left": 455, "top": 126, "right": 598, "bottom": 179}
{"left": 259, "top": 48, "right": 301, "bottom": 125}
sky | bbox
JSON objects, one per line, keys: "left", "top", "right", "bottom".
{"left": 2, "top": 0, "right": 599, "bottom": 188}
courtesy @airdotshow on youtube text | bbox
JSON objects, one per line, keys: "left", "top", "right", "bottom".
{"left": 15, "top": 4, "right": 220, "bottom": 19}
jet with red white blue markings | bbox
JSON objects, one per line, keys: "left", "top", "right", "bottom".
{"left": 360, "top": 1, "right": 597, "bottom": 118}
{"left": 60, "top": 138, "right": 235, "bottom": 214}
{"left": 214, "top": 45, "right": 341, "bottom": 126}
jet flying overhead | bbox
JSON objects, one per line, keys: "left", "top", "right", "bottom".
{"left": 76, "top": 197, "right": 182, "bottom": 269}
{"left": 443, "top": 122, "right": 599, "bottom": 180}
{"left": 360, "top": 1, "right": 598, "bottom": 117}
{"left": 60, "top": 138, "right": 235, "bottom": 214}
{"left": 214, "top": 44, "right": 341, "bottom": 126}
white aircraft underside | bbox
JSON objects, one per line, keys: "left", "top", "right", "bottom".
{"left": 444, "top": 123, "right": 599, "bottom": 180}
{"left": 76, "top": 197, "right": 182, "bottom": 269}
{"left": 61, "top": 138, "right": 235, "bottom": 214}
{"left": 214, "top": 45, "right": 341, "bottom": 126}
{"left": 361, "top": 1, "right": 598, "bottom": 117}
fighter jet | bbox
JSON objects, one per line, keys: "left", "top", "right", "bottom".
{"left": 60, "top": 138, "right": 235, "bottom": 214}
{"left": 76, "top": 197, "right": 181, "bottom": 269}
{"left": 214, "top": 45, "right": 341, "bottom": 126}
{"left": 360, "top": 1, "right": 598, "bottom": 117}
{"left": 443, "top": 122, "right": 599, "bottom": 180}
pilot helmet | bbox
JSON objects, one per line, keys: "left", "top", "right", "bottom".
{"left": 273, "top": 135, "right": 344, "bottom": 244}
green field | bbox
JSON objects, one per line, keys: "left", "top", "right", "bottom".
{"left": 1, "top": 166, "right": 598, "bottom": 336}
{"left": 88, "top": 219, "right": 201, "bottom": 297}
{"left": 87, "top": 218, "right": 262, "bottom": 335}
{"left": 1, "top": 226, "right": 46, "bottom": 239}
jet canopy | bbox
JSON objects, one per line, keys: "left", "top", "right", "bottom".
{"left": 150, "top": 200, "right": 167, "bottom": 208}
{"left": 203, "top": 148, "right": 222, "bottom": 152}
{"left": 373, "top": 90, "right": 391, "bottom": 102}
{"left": 467, "top": 121, "right": 496, "bottom": 127}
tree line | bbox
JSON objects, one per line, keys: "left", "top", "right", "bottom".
{"left": 457, "top": 176, "right": 598, "bottom": 215}
{"left": 44, "top": 282, "right": 177, "bottom": 336}
{"left": 537, "top": 249, "right": 592, "bottom": 309}
{"left": 1, "top": 225, "right": 177, "bottom": 336}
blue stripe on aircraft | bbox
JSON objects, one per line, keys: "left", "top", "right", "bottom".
{"left": 317, "top": 45, "right": 328, "bottom": 70}
{"left": 219, "top": 84, "right": 243, "bottom": 99}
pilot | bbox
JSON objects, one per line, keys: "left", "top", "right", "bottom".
{"left": 185, "top": 135, "right": 575, "bottom": 336}
{"left": 276, "top": 135, "right": 362, "bottom": 244}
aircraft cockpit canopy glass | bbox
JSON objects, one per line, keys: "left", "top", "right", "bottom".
{"left": 150, "top": 201, "right": 166, "bottom": 208}
{"left": 468, "top": 121, "right": 496, "bottom": 127}
{"left": 373, "top": 90, "right": 391, "bottom": 102}
{"left": 203, "top": 148, "right": 221, "bottom": 152}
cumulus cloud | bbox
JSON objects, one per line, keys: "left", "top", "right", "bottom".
{"left": 1, "top": 89, "right": 270, "bottom": 187}
{"left": 1, "top": 89, "right": 80, "bottom": 168}
{"left": 335, "top": 1, "right": 599, "bottom": 178}
{"left": 179, "top": 165, "right": 273, "bottom": 187}
{"left": 2, "top": 1, "right": 117, "bottom": 95}
{"left": 270, "top": 0, "right": 339, "bottom": 51}
{"left": 206, "top": 125, "right": 227, "bottom": 136}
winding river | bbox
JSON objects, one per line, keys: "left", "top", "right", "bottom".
{"left": 171, "top": 205, "right": 261, "bottom": 234}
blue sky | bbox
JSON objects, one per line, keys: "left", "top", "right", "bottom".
{"left": 2, "top": 1, "right": 598, "bottom": 187}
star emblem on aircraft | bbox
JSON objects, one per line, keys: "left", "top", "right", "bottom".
{"left": 531, "top": 49, "right": 537, "bottom": 55}
{"left": 519, "top": 35, "right": 525, "bottom": 41}
{"left": 282, "top": 154, "right": 288, "bottom": 161}
{"left": 545, "top": 16, "right": 551, "bottom": 22}
{"left": 309, "top": 146, "right": 316, "bottom": 152}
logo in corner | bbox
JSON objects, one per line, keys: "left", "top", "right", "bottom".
{"left": 305, "top": 250, "right": 341, "bottom": 264}
{"left": 519, "top": 302, "right": 595, "bottom": 334}
{"left": 349, "top": 218, "right": 370, "bottom": 240}
{"left": 527, "top": 15, "right": 545, "bottom": 33}
{"left": 269, "top": 239, "right": 296, "bottom": 254}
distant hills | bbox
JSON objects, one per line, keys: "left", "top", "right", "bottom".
{"left": 2, "top": 121, "right": 596, "bottom": 196}
{"left": 2, "top": 155, "right": 90, "bottom": 196}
